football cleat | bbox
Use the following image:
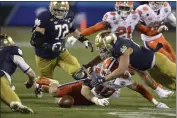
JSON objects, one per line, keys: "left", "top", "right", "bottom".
{"left": 156, "top": 102, "right": 169, "bottom": 109}
{"left": 10, "top": 102, "right": 34, "bottom": 114}
{"left": 155, "top": 87, "right": 174, "bottom": 98}
{"left": 34, "top": 83, "right": 43, "bottom": 98}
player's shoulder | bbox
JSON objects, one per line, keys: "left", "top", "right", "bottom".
{"left": 136, "top": 4, "right": 151, "bottom": 12}
{"left": 162, "top": 2, "right": 171, "bottom": 12}
{"left": 4, "top": 46, "right": 23, "bottom": 56}
{"left": 128, "top": 10, "right": 140, "bottom": 21}
{"left": 36, "top": 10, "right": 51, "bottom": 21}
{"left": 102, "top": 11, "right": 119, "bottom": 21}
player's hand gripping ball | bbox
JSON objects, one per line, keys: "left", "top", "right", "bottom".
{"left": 58, "top": 95, "right": 74, "bottom": 108}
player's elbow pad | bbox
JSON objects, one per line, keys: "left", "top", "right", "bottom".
{"left": 30, "top": 31, "right": 45, "bottom": 48}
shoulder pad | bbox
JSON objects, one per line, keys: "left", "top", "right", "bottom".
{"left": 163, "top": 2, "right": 171, "bottom": 13}
{"left": 129, "top": 10, "right": 140, "bottom": 21}
{"left": 35, "top": 10, "right": 50, "bottom": 27}
{"left": 102, "top": 11, "right": 117, "bottom": 22}
{"left": 136, "top": 4, "right": 149, "bottom": 12}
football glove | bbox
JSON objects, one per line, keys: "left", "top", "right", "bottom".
{"left": 78, "top": 35, "right": 94, "bottom": 52}
{"left": 52, "top": 42, "right": 66, "bottom": 52}
{"left": 90, "top": 75, "right": 105, "bottom": 87}
{"left": 66, "top": 36, "right": 78, "bottom": 46}
{"left": 91, "top": 97, "right": 109, "bottom": 106}
{"left": 24, "top": 80, "right": 34, "bottom": 89}
{"left": 157, "top": 25, "right": 168, "bottom": 33}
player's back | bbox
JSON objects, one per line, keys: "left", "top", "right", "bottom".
{"left": 33, "top": 10, "right": 75, "bottom": 58}
{"left": 0, "top": 46, "right": 22, "bottom": 76}
{"left": 113, "top": 37, "right": 154, "bottom": 71}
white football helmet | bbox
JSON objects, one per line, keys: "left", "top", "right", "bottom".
{"left": 49, "top": 1, "right": 69, "bottom": 19}
{"left": 149, "top": 2, "right": 165, "bottom": 11}
{"left": 115, "top": 1, "right": 134, "bottom": 19}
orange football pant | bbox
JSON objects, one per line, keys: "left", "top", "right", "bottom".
{"left": 145, "top": 35, "right": 176, "bottom": 63}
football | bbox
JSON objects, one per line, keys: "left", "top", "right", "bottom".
{"left": 58, "top": 95, "right": 74, "bottom": 108}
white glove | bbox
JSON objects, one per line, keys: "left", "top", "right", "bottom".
{"left": 52, "top": 42, "right": 65, "bottom": 52}
{"left": 157, "top": 25, "right": 168, "bottom": 33}
{"left": 91, "top": 97, "right": 109, "bottom": 106}
{"left": 66, "top": 36, "right": 78, "bottom": 46}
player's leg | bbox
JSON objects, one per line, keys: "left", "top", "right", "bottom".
{"left": 155, "top": 52, "right": 176, "bottom": 78}
{"left": 0, "top": 75, "right": 34, "bottom": 114}
{"left": 154, "top": 52, "right": 176, "bottom": 90}
{"left": 127, "top": 82, "right": 169, "bottom": 108}
{"left": 35, "top": 55, "right": 58, "bottom": 97}
{"left": 145, "top": 40, "right": 174, "bottom": 62}
{"left": 134, "top": 70, "right": 173, "bottom": 98}
{"left": 160, "top": 35, "right": 176, "bottom": 62}
{"left": 57, "top": 50, "right": 86, "bottom": 80}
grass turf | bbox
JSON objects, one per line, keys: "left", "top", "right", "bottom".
{"left": 1, "top": 27, "right": 176, "bottom": 118}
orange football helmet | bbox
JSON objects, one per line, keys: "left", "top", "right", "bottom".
{"left": 115, "top": 1, "right": 134, "bottom": 18}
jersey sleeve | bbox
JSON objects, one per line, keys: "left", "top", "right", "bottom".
{"left": 102, "top": 12, "right": 116, "bottom": 28}
{"left": 34, "top": 11, "right": 48, "bottom": 28}
{"left": 67, "top": 11, "right": 77, "bottom": 33}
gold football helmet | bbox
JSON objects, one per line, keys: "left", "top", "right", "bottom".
{"left": 0, "top": 34, "right": 15, "bottom": 49}
{"left": 95, "top": 30, "right": 117, "bottom": 59}
{"left": 95, "top": 30, "right": 117, "bottom": 48}
{"left": 49, "top": 1, "right": 70, "bottom": 19}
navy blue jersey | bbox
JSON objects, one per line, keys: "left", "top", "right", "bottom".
{"left": 113, "top": 38, "right": 154, "bottom": 71}
{"left": 0, "top": 46, "right": 23, "bottom": 77}
{"left": 33, "top": 10, "right": 76, "bottom": 58}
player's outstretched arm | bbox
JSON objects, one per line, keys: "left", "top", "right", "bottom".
{"left": 136, "top": 22, "right": 159, "bottom": 36}
{"left": 80, "top": 22, "right": 108, "bottom": 36}
{"left": 81, "top": 84, "right": 109, "bottom": 106}
{"left": 84, "top": 55, "right": 103, "bottom": 69}
{"left": 105, "top": 48, "right": 132, "bottom": 81}
{"left": 12, "top": 55, "right": 36, "bottom": 88}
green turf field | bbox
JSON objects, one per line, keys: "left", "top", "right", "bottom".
{"left": 1, "top": 27, "right": 176, "bottom": 118}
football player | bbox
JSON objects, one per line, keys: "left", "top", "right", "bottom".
{"left": 68, "top": 1, "right": 173, "bottom": 98}
{"left": 136, "top": 2, "right": 176, "bottom": 62}
{"left": 0, "top": 34, "right": 35, "bottom": 114}
{"left": 90, "top": 31, "right": 176, "bottom": 90}
{"left": 49, "top": 57, "right": 169, "bottom": 108}
{"left": 30, "top": 1, "right": 93, "bottom": 98}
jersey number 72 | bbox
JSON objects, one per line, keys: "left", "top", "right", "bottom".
{"left": 55, "top": 24, "right": 69, "bottom": 40}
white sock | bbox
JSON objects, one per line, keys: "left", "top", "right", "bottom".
{"left": 151, "top": 98, "right": 159, "bottom": 105}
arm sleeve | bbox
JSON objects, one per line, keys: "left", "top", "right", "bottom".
{"left": 11, "top": 55, "right": 31, "bottom": 73}
{"left": 167, "top": 13, "right": 176, "bottom": 27}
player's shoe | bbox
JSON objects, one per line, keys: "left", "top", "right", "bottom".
{"left": 156, "top": 102, "right": 169, "bottom": 109}
{"left": 34, "top": 83, "right": 43, "bottom": 98}
{"left": 10, "top": 102, "right": 34, "bottom": 114}
{"left": 155, "top": 87, "right": 174, "bottom": 98}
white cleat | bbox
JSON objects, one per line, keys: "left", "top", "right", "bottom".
{"left": 34, "top": 83, "right": 43, "bottom": 98}
{"left": 155, "top": 87, "right": 174, "bottom": 98}
{"left": 156, "top": 102, "right": 169, "bottom": 109}
{"left": 10, "top": 102, "right": 34, "bottom": 114}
